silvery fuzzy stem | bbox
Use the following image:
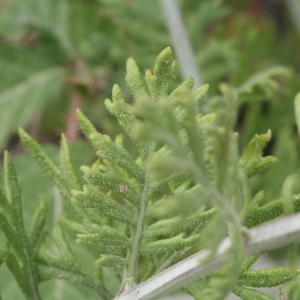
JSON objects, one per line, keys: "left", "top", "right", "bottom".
{"left": 116, "top": 212, "right": 300, "bottom": 300}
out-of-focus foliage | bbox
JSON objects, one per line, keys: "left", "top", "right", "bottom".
{"left": 11, "top": 47, "right": 300, "bottom": 300}
{"left": 180, "top": 0, "right": 300, "bottom": 202}
{"left": 1, "top": 0, "right": 300, "bottom": 298}
{"left": 0, "top": 0, "right": 169, "bottom": 147}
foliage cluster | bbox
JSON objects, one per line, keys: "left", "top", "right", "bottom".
{"left": 1, "top": 1, "right": 300, "bottom": 299}
{"left": 0, "top": 47, "right": 300, "bottom": 299}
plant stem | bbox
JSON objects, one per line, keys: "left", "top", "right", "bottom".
{"left": 116, "top": 212, "right": 300, "bottom": 300}
{"left": 124, "top": 173, "right": 151, "bottom": 289}
{"left": 160, "top": 0, "right": 202, "bottom": 88}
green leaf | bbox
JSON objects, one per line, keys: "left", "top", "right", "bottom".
{"left": 30, "top": 197, "right": 48, "bottom": 251}
{"left": 184, "top": 278, "right": 207, "bottom": 300}
{"left": 236, "top": 66, "right": 291, "bottom": 95}
{"left": 18, "top": 129, "right": 69, "bottom": 200}
{"left": 0, "top": 248, "right": 31, "bottom": 299}
{"left": 233, "top": 286, "right": 274, "bottom": 299}
{"left": 240, "top": 256, "right": 260, "bottom": 273}
{"left": 104, "top": 84, "right": 150, "bottom": 160}
{"left": 89, "top": 132, "right": 145, "bottom": 185}
{"left": 145, "top": 47, "right": 176, "bottom": 99}
{"left": 37, "top": 250, "right": 110, "bottom": 299}
{"left": 105, "top": 84, "right": 135, "bottom": 135}
{"left": 140, "top": 234, "right": 200, "bottom": 255}
{"left": 167, "top": 77, "right": 195, "bottom": 121}
{"left": 282, "top": 175, "right": 299, "bottom": 215}
{"left": 238, "top": 268, "right": 299, "bottom": 288}
{"left": 76, "top": 109, "right": 98, "bottom": 139}
{"left": 72, "top": 189, "right": 134, "bottom": 226}
{"left": 142, "top": 216, "right": 182, "bottom": 239}
{"left": 81, "top": 165, "right": 139, "bottom": 205}
{"left": 96, "top": 255, "right": 125, "bottom": 268}
{"left": 0, "top": 68, "right": 65, "bottom": 150}
{"left": 52, "top": 222, "right": 77, "bottom": 260}
{"left": 192, "top": 83, "right": 209, "bottom": 104}
{"left": 0, "top": 213, "right": 24, "bottom": 262}
{"left": 61, "top": 215, "right": 89, "bottom": 234}
{"left": 60, "top": 134, "right": 82, "bottom": 191}
{"left": 76, "top": 225, "right": 130, "bottom": 248}
{"left": 244, "top": 193, "right": 300, "bottom": 228}
{"left": 239, "top": 130, "right": 277, "bottom": 177}
{"left": 125, "top": 58, "right": 148, "bottom": 97}
{"left": 3, "top": 152, "right": 23, "bottom": 228}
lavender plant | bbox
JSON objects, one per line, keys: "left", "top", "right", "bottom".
{"left": 1, "top": 47, "right": 299, "bottom": 299}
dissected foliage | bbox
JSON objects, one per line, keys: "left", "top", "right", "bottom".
{"left": 0, "top": 47, "right": 299, "bottom": 299}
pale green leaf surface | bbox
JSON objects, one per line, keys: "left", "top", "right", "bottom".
{"left": 233, "top": 286, "right": 274, "bottom": 300}
{"left": 0, "top": 67, "right": 65, "bottom": 150}
{"left": 239, "top": 130, "right": 277, "bottom": 178}
{"left": 60, "top": 134, "right": 82, "bottom": 191}
{"left": 238, "top": 268, "right": 299, "bottom": 288}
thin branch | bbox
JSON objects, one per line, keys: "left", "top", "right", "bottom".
{"left": 285, "top": 0, "right": 300, "bottom": 37}
{"left": 116, "top": 212, "right": 300, "bottom": 300}
{"left": 160, "top": 0, "right": 202, "bottom": 88}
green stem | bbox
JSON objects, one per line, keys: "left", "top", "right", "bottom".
{"left": 38, "top": 264, "right": 112, "bottom": 299}
{"left": 125, "top": 173, "right": 151, "bottom": 288}
{"left": 22, "top": 244, "right": 41, "bottom": 300}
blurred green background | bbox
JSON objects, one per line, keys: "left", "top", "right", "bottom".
{"left": 0, "top": 0, "right": 300, "bottom": 298}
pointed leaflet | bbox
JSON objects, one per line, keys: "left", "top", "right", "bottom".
{"left": 105, "top": 84, "right": 135, "bottom": 137}
{"left": 39, "top": 222, "right": 89, "bottom": 274}
{"left": 239, "top": 130, "right": 277, "bottom": 177}
{"left": 167, "top": 77, "right": 195, "bottom": 122}
{"left": 59, "top": 134, "right": 82, "bottom": 191}
{"left": 145, "top": 47, "right": 176, "bottom": 99}
{"left": 19, "top": 128, "right": 92, "bottom": 228}
{"left": 133, "top": 96, "right": 183, "bottom": 152}
{"left": 282, "top": 174, "right": 299, "bottom": 216}
{"left": 1, "top": 153, "right": 41, "bottom": 299}
{"left": 30, "top": 197, "right": 48, "bottom": 252}
{"left": 140, "top": 234, "right": 201, "bottom": 255}
{"left": 233, "top": 286, "right": 274, "bottom": 300}
{"left": 192, "top": 83, "right": 209, "bottom": 104}
{"left": 37, "top": 223, "right": 111, "bottom": 299}
{"left": 236, "top": 66, "right": 291, "bottom": 95}
{"left": 96, "top": 255, "right": 125, "bottom": 268}
{"left": 77, "top": 109, "right": 145, "bottom": 185}
{"left": 0, "top": 185, "right": 12, "bottom": 225}
{"left": 4, "top": 151, "right": 23, "bottom": 229}
{"left": 244, "top": 193, "right": 300, "bottom": 228}
{"left": 184, "top": 278, "right": 207, "bottom": 300}
{"left": 104, "top": 84, "right": 149, "bottom": 160}
{"left": 0, "top": 247, "right": 37, "bottom": 300}
{"left": 89, "top": 132, "right": 145, "bottom": 185}
{"left": 125, "top": 57, "right": 148, "bottom": 97}
{"left": 76, "top": 108, "right": 98, "bottom": 139}
{"left": 168, "top": 77, "right": 195, "bottom": 104}
{"left": 76, "top": 225, "right": 130, "bottom": 248}
{"left": 142, "top": 216, "right": 182, "bottom": 239}
{"left": 81, "top": 165, "right": 139, "bottom": 205}
{"left": 18, "top": 128, "right": 69, "bottom": 200}
{"left": 238, "top": 268, "right": 300, "bottom": 287}
{"left": 72, "top": 189, "right": 134, "bottom": 226}
{"left": 0, "top": 213, "right": 24, "bottom": 262}
{"left": 240, "top": 256, "right": 260, "bottom": 273}
{"left": 61, "top": 215, "right": 88, "bottom": 234}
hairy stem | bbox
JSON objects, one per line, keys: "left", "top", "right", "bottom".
{"left": 124, "top": 173, "right": 151, "bottom": 289}
{"left": 116, "top": 212, "right": 300, "bottom": 300}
